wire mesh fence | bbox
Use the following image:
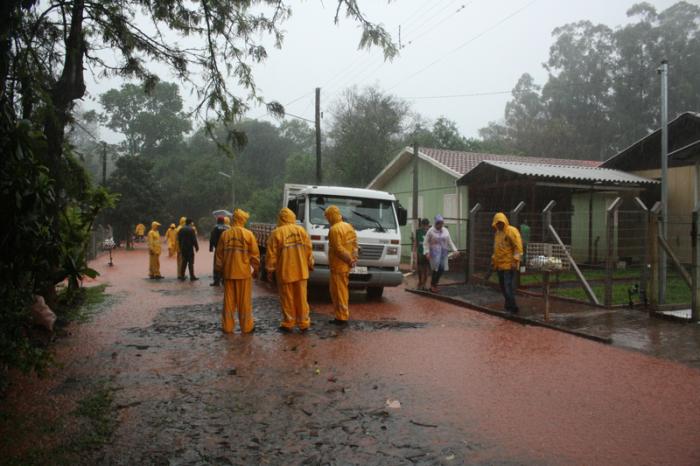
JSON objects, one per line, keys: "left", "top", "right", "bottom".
{"left": 87, "top": 225, "right": 113, "bottom": 261}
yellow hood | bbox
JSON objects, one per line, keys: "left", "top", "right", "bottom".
{"left": 151, "top": 221, "right": 161, "bottom": 230}
{"left": 324, "top": 205, "right": 343, "bottom": 225}
{"left": 178, "top": 217, "right": 186, "bottom": 227}
{"left": 492, "top": 212, "right": 510, "bottom": 229}
{"left": 233, "top": 208, "right": 250, "bottom": 227}
{"left": 277, "top": 207, "right": 296, "bottom": 226}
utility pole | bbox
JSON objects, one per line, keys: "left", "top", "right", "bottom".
{"left": 315, "top": 87, "right": 322, "bottom": 185}
{"left": 658, "top": 60, "right": 669, "bottom": 303}
{"left": 102, "top": 142, "right": 107, "bottom": 186}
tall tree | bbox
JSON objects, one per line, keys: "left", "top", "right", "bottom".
{"left": 328, "top": 86, "right": 409, "bottom": 187}
{"left": 99, "top": 82, "right": 192, "bottom": 156}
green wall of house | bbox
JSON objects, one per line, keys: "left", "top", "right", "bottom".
{"left": 379, "top": 158, "right": 468, "bottom": 262}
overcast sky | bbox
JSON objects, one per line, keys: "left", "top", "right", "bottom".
{"left": 85, "top": 0, "right": 688, "bottom": 141}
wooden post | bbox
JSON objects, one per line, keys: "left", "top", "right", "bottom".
{"left": 634, "top": 197, "right": 649, "bottom": 306}
{"left": 693, "top": 209, "right": 700, "bottom": 322}
{"left": 549, "top": 224, "right": 600, "bottom": 305}
{"left": 510, "top": 201, "right": 525, "bottom": 289}
{"left": 605, "top": 197, "right": 623, "bottom": 307}
{"left": 543, "top": 270, "right": 550, "bottom": 321}
{"left": 466, "top": 203, "right": 482, "bottom": 284}
{"left": 648, "top": 202, "right": 662, "bottom": 310}
{"left": 542, "top": 200, "right": 556, "bottom": 241}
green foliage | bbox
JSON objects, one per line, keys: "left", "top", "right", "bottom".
{"left": 480, "top": 1, "right": 700, "bottom": 160}
{"left": 106, "top": 156, "right": 163, "bottom": 243}
{"left": 99, "top": 82, "right": 192, "bottom": 156}
{"left": 327, "top": 86, "right": 409, "bottom": 187}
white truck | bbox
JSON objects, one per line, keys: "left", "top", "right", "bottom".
{"left": 250, "top": 184, "right": 408, "bottom": 298}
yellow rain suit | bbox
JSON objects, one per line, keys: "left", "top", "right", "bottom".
{"left": 215, "top": 209, "right": 260, "bottom": 333}
{"left": 491, "top": 212, "right": 523, "bottom": 271}
{"left": 147, "top": 221, "right": 162, "bottom": 278}
{"left": 135, "top": 223, "right": 146, "bottom": 241}
{"left": 224, "top": 216, "right": 231, "bottom": 226}
{"left": 266, "top": 208, "right": 314, "bottom": 330}
{"left": 175, "top": 217, "right": 186, "bottom": 278}
{"left": 325, "top": 205, "right": 358, "bottom": 321}
{"left": 165, "top": 224, "right": 177, "bottom": 257}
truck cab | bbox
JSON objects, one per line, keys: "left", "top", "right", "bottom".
{"left": 285, "top": 185, "right": 407, "bottom": 298}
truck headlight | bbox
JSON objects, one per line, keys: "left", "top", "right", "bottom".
{"left": 312, "top": 243, "right": 325, "bottom": 252}
{"left": 386, "top": 247, "right": 399, "bottom": 255}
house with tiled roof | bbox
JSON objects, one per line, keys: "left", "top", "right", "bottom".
{"left": 368, "top": 147, "right": 657, "bottom": 264}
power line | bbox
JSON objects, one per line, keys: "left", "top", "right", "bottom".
{"left": 404, "top": 90, "right": 511, "bottom": 100}
{"left": 388, "top": 0, "right": 538, "bottom": 92}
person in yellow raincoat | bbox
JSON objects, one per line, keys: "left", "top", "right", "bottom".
{"left": 223, "top": 216, "right": 231, "bottom": 227}
{"left": 324, "top": 205, "right": 358, "bottom": 324}
{"left": 266, "top": 208, "right": 314, "bottom": 332}
{"left": 174, "top": 217, "right": 186, "bottom": 279}
{"left": 491, "top": 212, "right": 523, "bottom": 314}
{"left": 135, "top": 223, "right": 146, "bottom": 242}
{"left": 165, "top": 223, "right": 177, "bottom": 257}
{"left": 215, "top": 209, "right": 260, "bottom": 333}
{"left": 147, "top": 221, "right": 164, "bottom": 279}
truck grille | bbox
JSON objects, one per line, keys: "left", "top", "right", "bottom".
{"left": 358, "top": 244, "right": 384, "bottom": 260}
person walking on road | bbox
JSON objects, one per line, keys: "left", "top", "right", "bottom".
{"left": 423, "top": 215, "right": 459, "bottom": 293}
{"left": 178, "top": 218, "right": 199, "bottom": 281}
{"left": 174, "top": 217, "right": 186, "bottom": 278}
{"left": 147, "top": 221, "right": 164, "bottom": 279}
{"left": 491, "top": 212, "right": 523, "bottom": 314}
{"left": 324, "top": 205, "right": 358, "bottom": 325}
{"left": 135, "top": 223, "right": 146, "bottom": 242}
{"left": 209, "top": 216, "right": 229, "bottom": 286}
{"left": 215, "top": 209, "right": 260, "bottom": 334}
{"left": 165, "top": 223, "right": 177, "bottom": 257}
{"left": 414, "top": 218, "right": 431, "bottom": 290}
{"left": 266, "top": 208, "right": 314, "bottom": 333}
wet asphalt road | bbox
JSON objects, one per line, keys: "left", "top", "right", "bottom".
{"left": 2, "top": 245, "right": 700, "bottom": 465}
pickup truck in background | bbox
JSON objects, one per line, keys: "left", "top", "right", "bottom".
{"left": 250, "top": 184, "right": 408, "bottom": 298}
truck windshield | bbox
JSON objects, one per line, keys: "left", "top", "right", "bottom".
{"left": 309, "top": 195, "right": 397, "bottom": 231}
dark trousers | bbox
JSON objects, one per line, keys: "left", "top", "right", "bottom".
{"left": 497, "top": 270, "right": 518, "bottom": 312}
{"left": 212, "top": 251, "right": 221, "bottom": 284}
{"left": 180, "top": 253, "right": 195, "bottom": 279}
{"left": 431, "top": 265, "right": 444, "bottom": 287}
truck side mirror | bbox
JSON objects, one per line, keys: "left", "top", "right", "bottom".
{"left": 397, "top": 205, "right": 408, "bottom": 226}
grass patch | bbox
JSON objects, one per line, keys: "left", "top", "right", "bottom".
{"left": 549, "top": 276, "right": 691, "bottom": 306}
{"left": 71, "top": 384, "right": 117, "bottom": 450}
{"left": 55, "top": 284, "right": 110, "bottom": 324}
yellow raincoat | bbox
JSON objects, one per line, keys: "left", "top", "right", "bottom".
{"left": 135, "top": 223, "right": 146, "bottom": 237}
{"left": 147, "top": 221, "right": 162, "bottom": 278}
{"left": 165, "top": 224, "right": 177, "bottom": 257}
{"left": 325, "top": 205, "right": 358, "bottom": 321}
{"left": 491, "top": 212, "right": 523, "bottom": 271}
{"left": 175, "top": 217, "right": 186, "bottom": 278}
{"left": 215, "top": 209, "right": 260, "bottom": 333}
{"left": 266, "top": 208, "right": 314, "bottom": 330}
{"left": 224, "top": 216, "right": 231, "bottom": 226}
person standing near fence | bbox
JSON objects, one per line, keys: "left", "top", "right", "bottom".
{"left": 423, "top": 215, "right": 459, "bottom": 293}
{"left": 414, "top": 218, "right": 431, "bottom": 290}
{"left": 147, "top": 221, "right": 164, "bottom": 279}
{"left": 491, "top": 212, "right": 523, "bottom": 313}
{"left": 215, "top": 208, "right": 259, "bottom": 334}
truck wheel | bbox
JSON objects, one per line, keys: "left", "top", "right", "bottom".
{"left": 367, "top": 287, "right": 384, "bottom": 299}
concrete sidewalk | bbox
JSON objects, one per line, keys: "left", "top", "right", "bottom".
{"left": 408, "top": 282, "right": 700, "bottom": 370}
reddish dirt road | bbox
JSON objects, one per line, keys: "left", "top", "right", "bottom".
{"left": 2, "top": 244, "right": 700, "bottom": 465}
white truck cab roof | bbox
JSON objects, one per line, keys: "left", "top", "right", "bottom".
{"left": 293, "top": 185, "right": 396, "bottom": 202}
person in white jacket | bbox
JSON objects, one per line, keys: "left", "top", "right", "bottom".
{"left": 423, "top": 214, "right": 459, "bottom": 293}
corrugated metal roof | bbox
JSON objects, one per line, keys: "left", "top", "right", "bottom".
{"left": 473, "top": 160, "right": 658, "bottom": 184}
{"left": 419, "top": 148, "right": 600, "bottom": 176}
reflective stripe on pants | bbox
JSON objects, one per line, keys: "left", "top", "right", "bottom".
{"left": 222, "top": 278, "right": 254, "bottom": 333}
{"left": 278, "top": 279, "right": 310, "bottom": 329}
